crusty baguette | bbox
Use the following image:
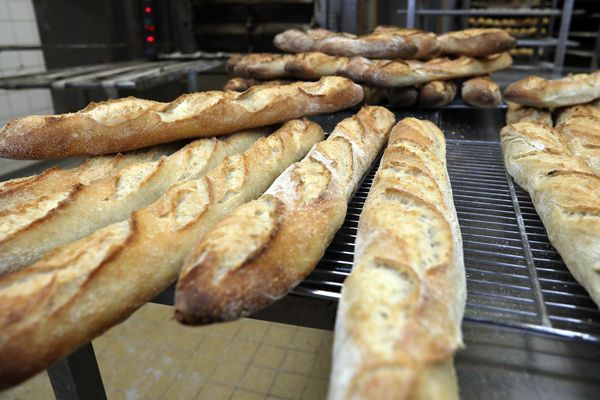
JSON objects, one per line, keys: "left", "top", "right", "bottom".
{"left": 233, "top": 52, "right": 513, "bottom": 88}
{"left": 505, "top": 101, "right": 552, "bottom": 126}
{"left": 174, "top": 106, "right": 395, "bottom": 325}
{"left": 226, "top": 53, "right": 244, "bottom": 73}
{"left": 223, "top": 77, "right": 292, "bottom": 92}
{"left": 0, "top": 119, "right": 323, "bottom": 388}
{"left": 0, "top": 131, "right": 263, "bottom": 275}
{"left": 500, "top": 122, "right": 600, "bottom": 308}
{"left": 504, "top": 71, "right": 600, "bottom": 108}
{"left": 385, "top": 86, "right": 419, "bottom": 108}
{"left": 461, "top": 75, "right": 502, "bottom": 108}
{"left": 418, "top": 80, "right": 457, "bottom": 108}
{"left": 0, "top": 147, "right": 170, "bottom": 214}
{"left": 555, "top": 101, "right": 600, "bottom": 175}
{"left": 274, "top": 28, "right": 418, "bottom": 59}
{"left": 0, "top": 77, "right": 362, "bottom": 159}
{"left": 329, "top": 118, "right": 465, "bottom": 400}
{"left": 372, "top": 26, "right": 441, "bottom": 60}
{"left": 438, "top": 28, "right": 516, "bottom": 57}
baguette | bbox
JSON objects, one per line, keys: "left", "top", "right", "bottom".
{"left": 555, "top": 99, "right": 600, "bottom": 125}
{"left": 372, "top": 26, "right": 441, "bottom": 60}
{"left": 233, "top": 52, "right": 513, "bottom": 88}
{"left": 505, "top": 101, "right": 552, "bottom": 126}
{"left": 555, "top": 102, "right": 600, "bottom": 175}
{"left": 223, "top": 77, "right": 292, "bottom": 92}
{"left": 418, "top": 80, "right": 457, "bottom": 108}
{"left": 0, "top": 147, "right": 170, "bottom": 214}
{"left": 0, "top": 77, "right": 362, "bottom": 159}
{"left": 500, "top": 122, "right": 600, "bottom": 308}
{"left": 273, "top": 28, "right": 418, "bottom": 59}
{"left": 0, "top": 131, "right": 263, "bottom": 275}
{"left": 461, "top": 75, "right": 502, "bottom": 108}
{"left": 438, "top": 28, "right": 516, "bottom": 57}
{"left": 504, "top": 71, "right": 600, "bottom": 108}
{"left": 329, "top": 118, "right": 465, "bottom": 400}
{"left": 385, "top": 86, "right": 419, "bottom": 108}
{"left": 174, "top": 106, "right": 395, "bottom": 325}
{"left": 0, "top": 119, "right": 323, "bottom": 388}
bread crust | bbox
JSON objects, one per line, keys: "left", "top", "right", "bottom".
{"left": 0, "top": 119, "right": 323, "bottom": 388}
{"left": 461, "top": 75, "right": 502, "bottom": 108}
{"left": 501, "top": 122, "right": 600, "bottom": 310}
{"left": 0, "top": 132, "right": 263, "bottom": 275}
{"left": 0, "top": 77, "right": 362, "bottom": 159}
{"left": 233, "top": 52, "right": 513, "bottom": 88}
{"left": 274, "top": 28, "right": 418, "bottom": 59}
{"left": 385, "top": 86, "right": 419, "bottom": 108}
{"left": 438, "top": 28, "right": 516, "bottom": 57}
{"left": 173, "top": 106, "right": 395, "bottom": 325}
{"left": 373, "top": 26, "right": 441, "bottom": 60}
{"left": 223, "top": 77, "right": 292, "bottom": 92}
{"left": 419, "top": 80, "right": 457, "bottom": 108}
{"left": 328, "top": 118, "right": 465, "bottom": 400}
{"left": 505, "top": 101, "right": 552, "bottom": 126}
{"left": 504, "top": 71, "right": 600, "bottom": 108}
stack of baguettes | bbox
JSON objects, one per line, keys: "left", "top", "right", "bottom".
{"left": 502, "top": 70, "right": 600, "bottom": 310}
{"left": 224, "top": 26, "right": 516, "bottom": 109}
{"left": 0, "top": 77, "right": 367, "bottom": 387}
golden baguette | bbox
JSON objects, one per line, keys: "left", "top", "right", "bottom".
{"left": 0, "top": 132, "right": 263, "bottom": 275}
{"left": 504, "top": 71, "right": 600, "bottom": 108}
{"left": 500, "top": 122, "right": 600, "bottom": 309}
{"left": 274, "top": 28, "right": 418, "bottom": 59}
{"left": 438, "top": 28, "right": 516, "bottom": 57}
{"left": 372, "top": 26, "right": 441, "bottom": 60}
{"left": 223, "top": 77, "right": 292, "bottom": 91}
{"left": 174, "top": 106, "right": 395, "bottom": 325}
{"left": 418, "top": 80, "right": 457, "bottom": 108}
{"left": 505, "top": 102, "right": 552, "bottom": 126}
{"left": 0, "top": 147, "right": 171, "bottom": 214}
{"left": 461, "top": 75, "right": 502, "bottom": 108}
{"left": 0, "top": 119, "right": 323, "bottom": 388}
{"left": 329, "top": 118, "right": 465, "bottom": 400}
{"left": 233, "top": 52, "right": 513, "bottom": 88}
{"left": 555, "top": 101, "right": 600, "bottom": 175}
{"left": 0, "top": 77, "right": 362, "bottom": 159}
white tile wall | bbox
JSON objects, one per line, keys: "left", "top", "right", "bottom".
{"left": 0, "top": 0, "right": 55, "bottom": 174}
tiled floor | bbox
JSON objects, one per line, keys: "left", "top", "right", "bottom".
{"left": 0, "top": 303, "right": 333, "bottom": 400}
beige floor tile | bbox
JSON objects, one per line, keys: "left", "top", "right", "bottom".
{"left": 310, "top": 355, "right": 332, "bottom": 378}
{"left": 162, "top": 379, "right": 203, "bottom": 400}
{"left": 210, "top": 359, "right": 248, "bottom": 386}
{"left": 237, "top": 319, "right": 271, "bottom": 342}
{"left": 253, "top": 344, "right": 287, "bottom": 369}
{"left": 280, "top": 350, "right": 315, "bottom": 375}
{"left": 269, "top": 371, "right": 307, "bottom": 400}
{"left": 231, "top": 389, "right": 266, "bottom": 400}
{"left": 264, "top": 324, "right": 298, "bottom": 347}
{"left": 183, "top": 354, "right": 219, "bottom": 378}
{"left": 302, "top": 377, "right": 329, "bottom": 400}
{"left": 198, "top": 383, "right": 234, "bottom": 399}
{"left": 223, "top": 340, "right": 259, "bottom": 363}
{"left": 0, "top": 371, "right": 52, "bottom": 400}
{"left": 240, "top": 365, "right": 276, "bottom": 393}
{"left": 195, "top": 334, "right": 231, "bottom": 358}
{"left": 206, "top": 320, "right": 243, "bottom": 338}
{"left": 289, "top": 329, "right": 323, "bottom": 353}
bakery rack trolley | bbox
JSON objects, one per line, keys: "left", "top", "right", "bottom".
{"left": 3, "top": 92, "right": 600, "bottom": 399}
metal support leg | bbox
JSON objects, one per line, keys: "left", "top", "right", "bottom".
{"left": 553, "top": 0, "right": 574, "bottom": 75}
{"left": 187, "top": 68, "right": 199, "bottom": 93}
{"left": 406, "top": 0, "right": 416, "bottom": 28}
{"left": 47, "top": 343, "right": 107, "bottom": 400}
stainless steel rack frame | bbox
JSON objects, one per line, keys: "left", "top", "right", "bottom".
{"left": 5, "top": 104, "right": 600, "bottom": 399}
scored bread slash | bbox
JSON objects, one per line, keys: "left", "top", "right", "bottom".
{"left": 0, "top": 119, "right": 323, "bottom": 389}
{"left": 0, "top": 76, "right": 362, "bottom": 160}
{"left": 329, "top": 118, "right": 465, "bottom": 400}
{"left": 173, "top": 105, "right": 395, "bottom": 325}
{"left": 0, "top": 130, "right": 264, "bottom": 275}
{"left": 438, "top": 28, "right": 517, "bottom": 57}
{"left": 505, "top": 101, "right": 553, "bottom": 126}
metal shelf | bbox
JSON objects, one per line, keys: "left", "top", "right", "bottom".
{"left": 397, "top": 8, "right": 563, "bottom": 16}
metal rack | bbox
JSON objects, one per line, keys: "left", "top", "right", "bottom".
{"left": 30, "top": 104, "right": 600, "bottom": 400}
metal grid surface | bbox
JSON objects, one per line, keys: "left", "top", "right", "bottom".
{"left": 294, "top": 138, "right": 600, "bottom": 344}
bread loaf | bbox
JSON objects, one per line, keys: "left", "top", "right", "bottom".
{"left": 223, "top": 77, "right": 292, "bottom": 91}
{"left": 461, "top": 75, "right": 502, "bottom": 108}
{"left": 501, "top": 122, "right": 600, "bottom": 309}
{"left": 505, "top": 101, "right": 552, "bottom": 126}
{"left": 555, "top": 101, "right": 600, "bottom": 175}
{"left": 0, "top": 77, "right": 362, "bottom": 159}
{"left": 0, "top": 132, "right": 263, "bottom": 275}
{"left": 0, "top": 119, "right": 323, "bottom": 388}
{"left": 504, "top": 71, "right": 600, "bottom": 108}
{"left": 419, "top": 80, "right": 457, "bottom": 108}
{"left": 329, "top": 118, "right": 465, "bottom": 400}
{"left": 274, "top": 28, "right": 418, "bottom": 59}
{"left": 372, "top": 26, "right": 441, "bottom": 60}
{"left": 438, "top": 28, "right": 516, "bottom": 57}
{"left": 385, "top": 86, "right": 419, "bottom": 108}
{"left": 174, "top": 106, "right": 395, "bottom": 325}
{"left": 232, "top": 52, "right": 513, "bottom": 88}
{"left": 0, "top": 147, "right": 171, "bottom": 215}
